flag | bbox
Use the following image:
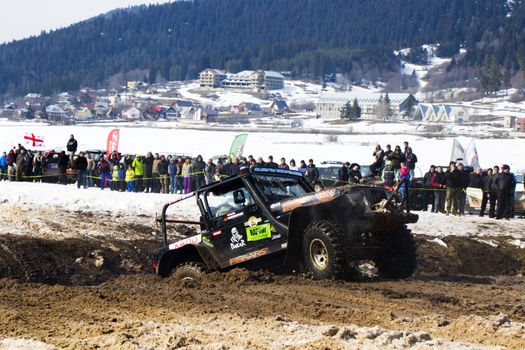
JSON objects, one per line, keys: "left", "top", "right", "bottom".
{"left": 450, "top": 139, "right": 464, "bottom": 163}
{"left": 23, "top": 133, "right": 44, "bottom": 148}
{"left": 106, "top": 129, "right": 120, "bottom": 159}
{"left": 229, "top": 134, "right": 248, "bottom": 161}
{"left": 463, "top": 140, "right": 480, "bottom": 169}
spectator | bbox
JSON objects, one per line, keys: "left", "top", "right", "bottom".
{"left": 422, "top": 165, "right": 436, "bottom": 212}
{"left": 176, "top": 157, "right": 184, "bottom": 194}
{"left": 468, "top": 167, "right": 483, "bottom": 188}
{"left": 494, "top": 164, "right": 515, "bottom": 220}
{"left": 66, "top": 134, "right": 78, "bottom": 160}
{"left": 298, "top": 160, "right": 307, "bottom": 174}
{"left": 456, "top": 163, "right": 469, "bottom": 215}
{"left": 168, "top": 158, "right": 178, "bottom": 193}
{"left": 304, "top": 159, "right": 319, "bottom": 187}
{"left": 182, "top": 158, "right": 193, "bottom": 194}
{"left": 86, "top": 153, "right": 95, "bottom": 187}
{"left": 338, "top": 162, "right": 350, "bottom": 185}
{"left": 383, "top": 144, "right": 393, "bottom": 163}
{"left": 381, "top": 160, "right": 396, "bottom": 191}
{"left": 132, "top": 155, "right": 145, "bottom": 192}
{"left": 7, "top": 149, "right": 15, "bottom": 181}
{"left": 489, "top": 165, "right": 500, "bottom": 218}
{"left": 111, "top": 165, "right": 120, "bottom": 191}
{"left": 479, "top": 168, "right": 493, "bottom": 217}
{"left": 159, "top": 155, "right": 169, "bottom": 194}
{"left": 445, "top": 161, "right": 462, "bottom": 216}
{"left": 390, "top": 145, "right": 405, "bottom": 170}
{"left": 0, "top": 151, "right": 6, "bottom": 181}
{"left": 404, "top": 148, "right": 418, "bottom": 180}
{"left": 97, "top": 154, "right": 111, "bottom": 190}
{"left": 289, "top": 159, "right": 298, "bottom": 171}
{"left": 75, "top": 151, "right": 88, "bottom": 189}
{"left": 144, "top": 152, "right": 154, "bottom": 193}
{"left": 193, "top": 155, "right": 206, "bottom": 189}
{"left": 152, "top": 153, "right": 161, "bottom": 193}
{"left": 57, "top": 151, "right": 69, "bottom": 185}
{"left": 348, "top": 163, "right": 363, "bottom": 184}
{"left": 371, "top": 145, "right": 384, "bottom": 175}
{"left": 265, "top": 155, "right": 278, "bottom": 169}
{"left": 123, "top": 154, "right": 133, "bottom": 169}
{"left": 32, "top": 151, "right": 43, "bottom": 183}
{"left": 204, "top": 158, "right": 216, "bottom": 185}
{"left": 278, "top": 157, "right": 289, "bottom": 170}
{"left": 397, "top": 162, "right": 411, "bottom": 211}
{"left": 255, "top": 156, "right": 265, "bottom": 168}
{"left": 118, "top": 164, "right": 126, "bottom": 191}
{"left": 125, "top": 165, "right": 136, "bottom": 192}
{"left": 230, "top": 158, "right": 240, "bottom": 176}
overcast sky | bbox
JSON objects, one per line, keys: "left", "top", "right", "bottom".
{"left": 0, "top": 0, "right": 173, "bottom": 44}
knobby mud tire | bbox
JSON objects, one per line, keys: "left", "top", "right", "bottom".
{"left": 302, "top": 220, "right": 346, "bottom": 280}
{"left": 374, "top": 225, "right": 417, "bottom": 279}
{"left": 171, "top": 262, "right": 206, "bottom": 283}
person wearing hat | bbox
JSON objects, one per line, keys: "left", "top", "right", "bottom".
{"left": 397, "top": 162, "right": 411, "bottom": 211}
{"left": 494, "top": 164, "right": 516, "bottom": 220}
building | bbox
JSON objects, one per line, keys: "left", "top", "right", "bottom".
{"left": 504, "top": 116, "right": 517, "bottom": 128}
{"left": 316, "top": 92, "right": 416, "bottom": 120}
{"left": 199, "top": 69, "right": 284, "bottom": 90}
{"left": 122, "top": 106, "right": 142, "bottom": 121}
{"left": 271, "top": 100, "right": 290, "bottom": 115}
{"left": 196, "top": 107, "right": 218, "bottom": 122}
{"left": 516, "top": 118, "right": 525, "bottom": 132}
{"left": 416, "top": 103, "right": 470, "bottom": 123}
{"left": 199, "top": 69, "right": 227, "bottom": 88}
{"left": 45, "top": 104, "right": 68, "bottom": 121}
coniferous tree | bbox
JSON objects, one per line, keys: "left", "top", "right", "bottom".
{"left": 351, "top": 98, "right": 361, "bottom": 120}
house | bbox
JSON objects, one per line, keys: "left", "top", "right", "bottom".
{"left": 45, "top": 104, "right": 68, "bottom": 121}
{"left": 74, "top": 107, "right": 94, "bottom": 121}
{"left": 199, "top": 69, "right": 227, "bottom": 88}
{"left": 179, "top": 106, "right": 196, "bottom": 120}
{"left": 165, "top": 106, "right": 178, "bottom": 120}
{"left": 235, "top": 102, "right": 263, "bottom": 115}
{"left": 504, "top": 116, "right": 517, "bottom": 128}
{"left": 143, "top": 105, "right": 164, "bottom": 120}
{"left": 24, "top": 93, "right": 44, "bottom": 109}
{"left": 316, "top": 92, "right": 416, "bottom": 120}
{"left": 416, "top": 103, "right": 470, "bottom": 123}
{"left": 271, "top": 100, "right": 289, "bottom": 115}
{"left": 196, "top": 107, "right": 218, "bottom": 122}
{"left": 94, "top": 102, "right": 109, "bottom": 117}
{"left": 122, "top": 106, "right": 142, "bottom": 121}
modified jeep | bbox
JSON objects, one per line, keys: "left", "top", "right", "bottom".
{"left": 152, "top": 167, "right": 418, "bottom": 281}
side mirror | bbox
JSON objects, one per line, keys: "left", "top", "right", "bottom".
{"left": 233, "top": 189, "right": 246, "bottom": 204}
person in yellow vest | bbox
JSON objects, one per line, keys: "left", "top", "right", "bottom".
{"left": 111, "top": 165, "right": 120, "bottom": 191}
{"left": 126, "top": 165, "right": 135, "bottom": 192}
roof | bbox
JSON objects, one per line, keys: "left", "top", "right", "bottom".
{"left": 318, "top": 92, "right": 412, "bottom": 105}
{"left": 263, "top": 70, "right": 284, "bottom": 79}
{"left": 45, "top": 105, "right": 66, "bottom": 113}
{"left": 242, "top": 102, "right": 262, "bottom": 111}
{"left": 176, "top": 100, "right": 195, "bottom": 107}
{"left": 272, "top": 100, "right": 289, "bottom": 110}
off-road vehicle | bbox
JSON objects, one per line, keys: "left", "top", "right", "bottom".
{"left": 152, "top": 167, "right": 418, "bottom": 281}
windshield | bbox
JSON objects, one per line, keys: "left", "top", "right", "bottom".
{"left": 253, "top": 175, "right": 309, "bottom": 203}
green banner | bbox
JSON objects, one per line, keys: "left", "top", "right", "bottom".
{"left": 246, "top": 223, "right": 272, "bottom": 242}
{"left": 229, "top": 134, "right": 248, "bottom": 161}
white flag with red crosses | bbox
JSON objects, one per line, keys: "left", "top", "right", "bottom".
{"left": 23, "top": 133, "right": 45, "bottom": 148}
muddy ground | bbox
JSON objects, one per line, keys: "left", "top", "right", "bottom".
{"left": 1, "top": 206, "right": 525, "bottom": 349}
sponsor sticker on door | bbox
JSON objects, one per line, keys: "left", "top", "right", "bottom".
{"left": 246, "top": 223, "right": 272, "bottom": 242}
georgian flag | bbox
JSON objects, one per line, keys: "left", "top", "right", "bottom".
{"left": 23, "top": 133, "right": 44, "bottom": 147}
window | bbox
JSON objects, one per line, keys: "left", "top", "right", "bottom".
{"left": 253, "top": 175, "right": 308, "bottom": 204}
{"left": 206, "top": 187, "right": 254, "bottom": 218}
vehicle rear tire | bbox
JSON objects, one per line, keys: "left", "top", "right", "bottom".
{"left": 302, "top": 221, "right": 345, "bottom": 279}
{"left": 374, "top": 225, "right": 416, "bottom": 279}
{"left": 171, "top": 262, "right": 206, "bottom": 283}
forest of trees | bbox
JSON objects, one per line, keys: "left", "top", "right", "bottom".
{"left": 0, "top": 0, "right": 522, "bottom": 96}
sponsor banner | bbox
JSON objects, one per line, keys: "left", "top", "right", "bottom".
{"left": 106, "top": 128, "right": 120, "bottom": 159}
{"left": 229, "top": 248, "right": 269, "bottom": 265}
{"left": 246, "top": 223, "right": 272, "bottom": 242}
{"left": 229, "top": 134, "right": 248, "bottom": 161}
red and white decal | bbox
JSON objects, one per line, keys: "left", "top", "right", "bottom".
{"left": 224, "top": 211, "right": 244, "bottom": 222}
{"left": 168, "top": 234, "right": 202, "bottom": 250}
{"left": 212, "top": 230, "right": 222, "bottom": 237}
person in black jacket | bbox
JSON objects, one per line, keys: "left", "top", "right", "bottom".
{"left": 75, "top": 151, "right": 88, "bottom": 189}
{"left": 143, "top": 152, "right": 154, "bottom": 193}
{"left": 348, "top": 163, "right": 363, "bottom": 184}
{"left": 58, "top": 151, "right": 70, "bottom": 185}
{"left": 304, "top": 159, "right": 319, "bottom": 187}
{"left": 479, "top": 168, "right": 492, "bottom": 217}
{"left": 445, "top": 162, "right": 462, "bottom": 215}
{"left": 489, "top": 165, "right": 500, "bottom": 218}
{"left": 338, "top": 162, "right": 350, "bottom": 186}
{"left": 468, "top": 167, "right": 483, "bottom": 188}
{"left": 432, "top": 166, "right": 446, "bottom": 213}
{"left": 494, "top": 164, "right": 516, "bottom": 220}
{"left": 66, "top": 134, "right": 78, "bottom": 161}
{"left": 422, "top": 165, "right": 436, "bottom": 212}
{"left": 457, "top": 163, "right": 470, "bottom": 215}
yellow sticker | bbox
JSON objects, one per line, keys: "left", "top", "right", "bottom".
{"left": 246, "top": 223, "right": 272, "bottom": 242}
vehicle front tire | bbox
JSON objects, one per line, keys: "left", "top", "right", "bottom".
{"left": 171, "top": 262, "right": 206, "bottom": 283}
{"left": 302, "top": 221, "right": 345, "bottom": 279}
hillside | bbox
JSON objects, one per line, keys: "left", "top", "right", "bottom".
{"left": 0, "top": 0, "right": 521, "bottom": 96}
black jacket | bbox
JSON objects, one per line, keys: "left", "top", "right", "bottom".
{"left": 482, "top": 175, "right": 492, "bottom": 192}
{"left": 423, "top": 171, "right": 435, "bottom": 187}
{"left": 75, "top": 156, "right": 88, "bottom": 171}
{"left": 144, "top": 155, "right": 154, "bottom": 176}
{"left": 338, "top": 166, "right": 349, "bottom": 182}
{"left": 468, "top": 173, "right": 482, "bottom": 189}
{"left": 305, "top": 165, "right": 319, "bottom": 184}
{"left": 445, "top": 170, "right": 462, "bottom": 188}
{"left": 494, "top": 173, "right": 515, "bottom": 194}
{"left": 66, "top": 139, "right": 78, "bottom": 152}
{"left": 348, "top": 169, "right": 362, "bottom": 183}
